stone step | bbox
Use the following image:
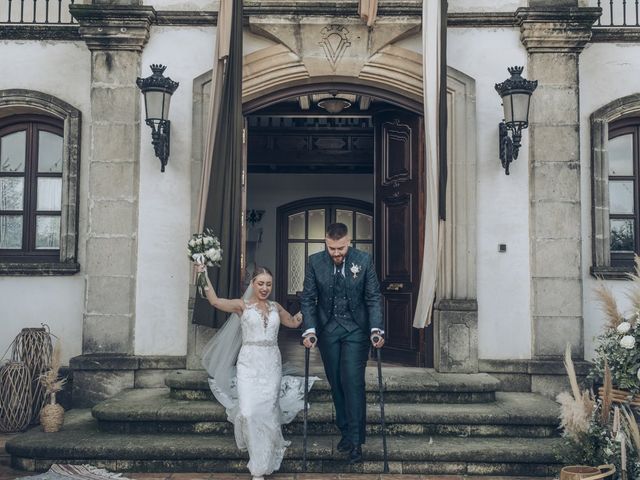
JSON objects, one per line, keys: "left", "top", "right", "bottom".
{"left": 7, "top": 410, "right": 562, "bottom": 477}
{"left": 166, "top": 368, "right": 501, "bottom": 404}
{"left": 92, "top": 388, "right": 559, "bottom": 438}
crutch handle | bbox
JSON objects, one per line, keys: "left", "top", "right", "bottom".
{"left": 301, "top": 334, "right": 317, "bottom": 347}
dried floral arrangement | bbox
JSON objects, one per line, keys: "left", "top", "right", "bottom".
{"left": 39, "top": 340, "right": 66, "bottom": 399}
{"left": 558, "top": 345, "right": 640, "bottom": 477}
{"left": 590, "top": 262, "right": 640, "bottom": 394}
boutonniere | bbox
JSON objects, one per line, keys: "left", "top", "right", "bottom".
{"left": 350, "top": 263, "right": 361, "bottom": 279}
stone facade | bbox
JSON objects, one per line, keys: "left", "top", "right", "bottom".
{"left": 4, "top": 0, "right": 640, "bottom": 406}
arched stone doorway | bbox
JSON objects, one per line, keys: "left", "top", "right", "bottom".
{"left": 187, "top": 45, "right": 478, "bottom": 372}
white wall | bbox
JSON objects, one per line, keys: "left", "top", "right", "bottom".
{"left": 0, "top": 41, "right": 91, "bottom": 364}
{"left": 448, "top": 0, "right": 525, "bottom": 12}
{"left": 247, "top": 173, "right": 374, "bottom": 292}
{"left": 134, "top": 26, "right": 277, "bottom": 356}
{"left": 447, "top": 28, "right": 531, "bottom": 359}
{"left": 135, "top": 26, "right": 215, "bottom": 356}
{"left": 580, "top": 42, "right": 640, "bottom": 360}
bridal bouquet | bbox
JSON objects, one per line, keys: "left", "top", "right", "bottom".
{"left": 188, "top": 228, "right": 222, "bottom": 294}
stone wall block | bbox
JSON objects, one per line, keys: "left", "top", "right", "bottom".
{"left": 533, "top": 316, "right": 583, "bottom": 358}
{"left": 528, "top": 125, "right": 579, "bottom": 163}
{"left": 90, "top": 87, "right": 139, "bottom": 124}
{"left": 82, "top": 314, "right": 134, "bottom": 354}
{"left": 86, "top": 276, "right": 133, "bottom": 315}
{"left": 531, "top": 161, "right": 580, "bottom": 202}
{"left": 532, "top": 279, "right": 582, "bottom": 317}
{"left": 72, "top": 370, "right": 134, "bottom": 407}
{"left": 86, "top": 237, "right": 136, "bottom": 276}
{"left": 529, "top": 86, "right": 579, "bottom": 125}
{"left": 134, "top": 369, "right": 179, "bottom": 388}
{"left": 89, "top": 162, "right": 137, "bottom": 199}
{"left": 434, "top": 300, "right": 478, "bottom": 373}
{"left": 528, "top": 52, "right": 578, "bottom": 85}
{"left": 92, "top": 123, "right": 139, "bottom": 163}
{"left": 531, "top": 201, "right": 580, "bottom": 239}
{"left": 92, "top": 51, "right": 142, "bottom": 85}
{"left": 532, "top": 239, "right": 581, "bottom": 277}
{"left": 90, "top": 200, "right": 136, "bottom": 236}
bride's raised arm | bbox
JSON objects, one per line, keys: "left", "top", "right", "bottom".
{"left": 275, "top": 302, "right": 303, "bottom": 329}
{"left": 196, "top": 265, "right": 244, "bottom": 314}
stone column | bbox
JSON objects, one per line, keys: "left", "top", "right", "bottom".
{"left": 516, "top": 3, "right": 599, "bottom": 359}
{"left": 69, "top": 2, "right": 155, "bottom": 405}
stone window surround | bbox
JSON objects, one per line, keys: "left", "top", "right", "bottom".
{"left": 591, "top": 94, "right": 640, "bottom": 280}
{"left": 0, "top": 89, "right": 81, "bottom": 275}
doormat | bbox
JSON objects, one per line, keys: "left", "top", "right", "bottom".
{"left": 19, "top": 464, "right": 132, "bottom": 480}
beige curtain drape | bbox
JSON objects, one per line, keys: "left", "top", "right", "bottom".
{"left": 413, "top": 0, "right": 445, "bottom": 328}
{"left": 358, "top": 0, "right": 378, "bottom": 26}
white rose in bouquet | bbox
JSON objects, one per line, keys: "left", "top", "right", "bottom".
{"left": 206, "top": 248, "right": 221, "bottom": 263}
{"left": 617, "top": 321, "right": 632, "bottom": 334}
{"left": 637, "top": 367, "right": 640, "bottom": 381}
{"left": 620, "top": 335, "right": 636, "bottom": 349}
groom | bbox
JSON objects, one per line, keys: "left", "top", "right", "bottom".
{"left": 301, "top": 222, "right": 384, "bottom": 463}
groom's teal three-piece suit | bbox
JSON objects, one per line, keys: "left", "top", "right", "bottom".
{"left": 301, "top": 247, "right": 383, "bottom": 448}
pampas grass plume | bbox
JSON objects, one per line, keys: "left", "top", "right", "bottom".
{"left": 594, "top": 281, "right": 623, "bottom": 328}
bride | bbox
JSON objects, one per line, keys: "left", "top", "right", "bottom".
{"left": 196, "top": 264, "right": 315, "bottom": 480}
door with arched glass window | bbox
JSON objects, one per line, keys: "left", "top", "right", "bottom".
{"left": 276, "top": 197, "right": 374, "bottom": 316}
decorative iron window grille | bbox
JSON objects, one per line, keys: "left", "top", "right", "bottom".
{"left": 594, "top": 0, "right": 640, "bottom": 27}
{"left": 1, "top": 0, "right": 77, "bottom": 25}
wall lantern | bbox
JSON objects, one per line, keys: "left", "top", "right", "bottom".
{"left": 136, "top": 64, "right": 179, "bottom": 172}
{"left": 494, "top": 66, "right": 537, "bottom": 175}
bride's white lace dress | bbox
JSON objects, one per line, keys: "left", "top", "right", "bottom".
{"left": 206, "top": 301, "right": 316, "bottom": 477}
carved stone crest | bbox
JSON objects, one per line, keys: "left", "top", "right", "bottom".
{"left": 319, "top": 25, "right": 351, "bottom": 70}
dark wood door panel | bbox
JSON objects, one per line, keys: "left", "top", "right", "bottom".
{"left": 382, "top": 194, "right": 412, "bottom": 281}
{"left": 381, "top": 120, "right": 413, "bottom": 183}
{"left": 383, "top": 294, "right": 414, "bottom": 348}
{"left": 375, "top": 109, "right": 426, "bottom": 366}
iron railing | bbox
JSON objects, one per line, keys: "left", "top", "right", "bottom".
{"left": 1, "top": 0, "right": 78, "bottom": 24}
{"left": 593, "top": 0, "right": 640, "bottom": 27}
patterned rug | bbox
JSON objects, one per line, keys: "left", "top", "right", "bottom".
{"left": 20, "top": 464, "right": 132, "bottom": 479}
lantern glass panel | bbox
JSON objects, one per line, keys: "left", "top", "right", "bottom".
{"left": 144, "top": 90, "right": 167, "bottom": 121}
{"left": 511, "top": 93, "right": 531, "bottom": 126}
{"left": 502, "top": 94, "right": 513, "bottom": 125}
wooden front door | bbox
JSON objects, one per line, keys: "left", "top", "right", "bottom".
{"left": 277, "top": 197, "right": 374, "bottom": 317}
{"left": 374, "top": 109, "right": 427, "bottom": 366}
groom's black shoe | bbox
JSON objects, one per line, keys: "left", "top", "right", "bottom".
{"left": 337, "top": 436, "right": 352, "bottom": 453}
{"left": 348, "top": 445, "right": 363, "bottom": 464}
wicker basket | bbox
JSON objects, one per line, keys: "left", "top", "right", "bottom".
{"left": 11, "top": 327, "right": 53, "bottom": 424}
{"left": 560, "top": 464, "right": 615, "bottom": 480}
{"left": 598, "top": 386, "right": 640, "bottom": 408}
{"left": 0, "top": 361, "right": 33, "bottom": 433}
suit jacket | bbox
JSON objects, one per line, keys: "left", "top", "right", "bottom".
{"left": 301, "top": 247, "right": 383, "bottom": 334}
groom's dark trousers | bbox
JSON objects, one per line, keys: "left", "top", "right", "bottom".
{"left": 319, "top": 324, "right": 370, "bottom": 445}
{"left": 301, "top": 248, "right": 384, "bottom": 447}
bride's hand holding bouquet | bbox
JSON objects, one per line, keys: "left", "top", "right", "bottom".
{"left": 188, "top": 228, "right": 222, "bottom": 297}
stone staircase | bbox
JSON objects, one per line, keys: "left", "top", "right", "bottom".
{"left": 6, "top": 367, "right": 564, "bottom": 476}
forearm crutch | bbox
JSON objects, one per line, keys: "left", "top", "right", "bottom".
{"left": 302, "top": 335, "right": 316, "bottom": 471}
{"left": 372, "top": 334, "right": 389, "bottom": 474}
